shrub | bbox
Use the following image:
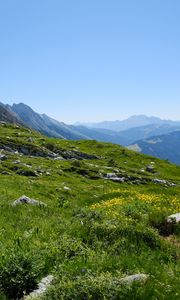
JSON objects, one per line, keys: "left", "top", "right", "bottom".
{"left": 0, "top": 252, "right": 41, "bottom": 299}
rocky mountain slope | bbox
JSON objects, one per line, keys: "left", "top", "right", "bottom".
{"left": 0, "top": 122, "right": 180, "bottom": 299}
{"left": 0, "top": 102, "right": 24, "bottom": 125}
{"left": 11, "top": 103, "right": 87, "bottom": 140}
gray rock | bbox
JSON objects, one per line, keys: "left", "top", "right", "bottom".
{"left": 152, "top": 178, "right": 176, "bottom": 187}
{"left": 146, "top": 165, "right": 155, "bottom": 173}
{"left": 120, "top": 273, "right": 148, "bottom": 285}
{"left": 12, "top": 195, "right": 46, "bottom": 206}
{"left": 27, "top": 137, "right": 35, "bottom": 143}
{"left": 0, "top": 154, "right": 7, "bottom": 161}
{"left": 16, "top": 169, "right": 38, "bottom": 177}
{"left": 24, "top": 275, "right": 54, "bottom": 299}
{"left": 1, "top": 171, "right": 11, "bottom": 175}
{"left": 167, "top": 213, "right": 180, "bottom": 223}
{"left": 54, "top": 156, "right": 64, "bottom": 160}
{"left": 104, "top": 173, "right": 125, "bottom": 182}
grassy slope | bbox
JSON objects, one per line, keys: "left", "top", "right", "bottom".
{"left": 0, "top": 123, "right": 180, "bottom": 299}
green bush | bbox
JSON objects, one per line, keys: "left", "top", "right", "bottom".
{"left": 0, "top": 252, "right": 41, "bottom": 299}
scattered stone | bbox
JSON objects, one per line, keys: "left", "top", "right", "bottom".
{"left": 63, "top": 186, "right": 70, "bottom": 190}
{"left": 16, "top": 169, "right": 38, "bottom": 177}
{"left": 1, "top": 171, "right": 11, "bottom": 175}
{"left": 167, "top": 213, "right": 180, "bottom": 223}
{"left": 12, "top": 160, "right": 21, "bottom": 164}
{"left": 27, "top": 137, "right": 35, "bottom": 143}
{"left": 120, "top": 274, "right": 149, "bottom": 285}
{"left": 104, "top": 173, "right": 125, "bottom": 182}
{"left": 24, "top": 275, "right": 54, "bottom": 299}
{"left": 54, "top": 156, "right": 64, "bottom": 160}
{"left": 146, "top": 165, "right": 155, "bottom": 173}
{"left": 152, "top": 178, "right": 176, "bottom": 187}
{"left": 0, "top": 154, "right": 7, "bottom": 161}
{"left": 12, "top": 195, "right": 46, "bottom": 206}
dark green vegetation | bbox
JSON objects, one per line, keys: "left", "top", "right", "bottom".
{"left": 0, "top": 123, "right": 180, "bottom": 299}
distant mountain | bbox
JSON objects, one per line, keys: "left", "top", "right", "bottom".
{"left": 0, "top": 102, "right": 24, "bottom": 125}
{"left": 127, "top": 130, "right": 180, "bottom": 165}
{"left": 115, "top": 123, "right": 180, "bottom": 145}
{"left": 11, "top": 103, "right": 87, "bottom": 140}
{"left": 75, "top": 125, "right": 129, "bottom": 145}
{"left": 2, "top": 102, "right": 180, "bottom": 165}
{"left": 79, "top": 115, "right": 180, "bottom": 131}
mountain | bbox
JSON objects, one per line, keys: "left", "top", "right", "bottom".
{"left": 3, "top": 103, "right": 180, "bottom": 152}
{"left": 115, "top": 123, "right": 180, "bottom": 145}
{"left": 74, "top": 125, "right": 129, "bottom": 145}
{"left": 79, "top": 115, "right": 180, "bottom": 131}
{"left": 11, "top": 103, "right": 88, "bottom": 140}
{"left": 128, "top": 130, "right": 180, "bottom": 165}
{"left": 0, "top": 122, "right": 180, "bottom": 299}
{"left": 0, "top": 102, "right": 24, "bottom": 125}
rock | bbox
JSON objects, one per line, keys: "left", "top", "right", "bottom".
{"left": 12, "top": 160, "right": 21, "bottom": 164}
{"left": 64, "top": 186, "right": 70, "bottom": 190}
{"left": 24, "top": 275, "right": 54, "bottom": 299}
{"left": 146, "top": 165, "right": 155, "bottom": 173}
{"left": 152, "top": 178, "right": 176, "bottom": 187}
{"left": 0, "top": 154, "right": 7, "bottom": 161}
{"left": 1, "top": 171, "right": 11, "bottom": 175}
{"left": 120, "top": 274, "right": 148, "bottom": 285}
{"left": 167, "top": 213, "right": 180, "bottom": 223}
{"left": 104, "top": 173, "right": 125, "bottom": 182}
{"left": 54, "top": 156, "right": 64, "bottom": 160}
{"left": 27, "top": 137, "right": 35, "bottom": 143}
{"left": 12, "top": 195, "right": 46, "bottom": 206}
{"left": 16, "top": 169, "right": 38, "bottom": 177}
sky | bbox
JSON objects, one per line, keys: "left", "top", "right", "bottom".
{"left": 0, "top": 0, "right": 180, "bottom": 123}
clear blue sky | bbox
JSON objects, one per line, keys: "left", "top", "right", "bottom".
{"left": 0, "top": 0, "right": 180, "bottom": 123}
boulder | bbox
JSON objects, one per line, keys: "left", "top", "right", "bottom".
{"left": 0, "top": 154, "right": 7, "bottom": 161}
{"left": 146, "top": 165, "right": 155, "bottom": 173}
{"left": 167, "top": 213, "right": 180, "bottom": 223}
{"left": 12, "top": 195, "right": 46, "bottom": 206}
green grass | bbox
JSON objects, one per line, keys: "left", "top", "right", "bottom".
{"left": 0, "top": 123, "right": 180, "bottom": 299}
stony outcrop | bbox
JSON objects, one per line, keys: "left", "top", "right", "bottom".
{"left": 167, "top": 213, "right": 180, "bottom": 223}
{"left": 12, "top": 195, "right": 46, "bottom": 207}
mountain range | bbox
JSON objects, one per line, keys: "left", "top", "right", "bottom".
{"left": 0, "top": 101, "right": 180, "bottom": 164}
{"left": 79, "top": 115, "right": 180, "bottom": 131}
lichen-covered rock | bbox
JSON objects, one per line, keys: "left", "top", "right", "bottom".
{"left": 12, "top": 195, "right": 46, "bottom": 207}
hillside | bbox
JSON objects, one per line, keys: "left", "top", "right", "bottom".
{"left": 0, "top": 122, "right": 180, "bottom": 299}
{"left": 7, "top": 103, "right": 180, "bottom": 150}
{"left": 0, "top": 103, "right": 24, "bottom": 126}
{"left": 128, "top": 130, "right": 180, "bottom": 165}
{"left": 11, "top": 103, "right": 88, "bottom": 140}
